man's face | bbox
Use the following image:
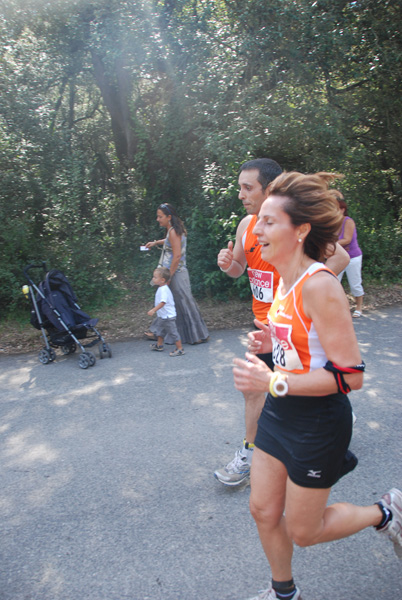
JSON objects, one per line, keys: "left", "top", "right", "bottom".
{"left": 238, "top": 168, "right": 267, "bottom": 215}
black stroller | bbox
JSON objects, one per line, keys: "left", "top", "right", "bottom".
{"left": 23, "top": 263, "right": 112, "bottom": 369}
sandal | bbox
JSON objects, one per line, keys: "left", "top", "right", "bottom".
{"left": 169, "top": 348, "right": 185, "bottom": 357}
{"left": 144, "top": 331, "right": 157, "bottom": 340}
{"left": 190, "top": 337, "right": 209, "bottom": 345}
{"left": 352, "top": 310, "right": 362, "bottom": 318}
{"left": 150, "top": 343, "right": 164, "bottom": 352}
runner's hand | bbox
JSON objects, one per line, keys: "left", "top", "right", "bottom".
{"left": 233, "top": 352, "right": 272, "bottom": 392}
{"left": 247, "top": 320, "right": 272, "bottom": 355}
{"left": 217, "top": 240, "right": 234, "bottom": 271}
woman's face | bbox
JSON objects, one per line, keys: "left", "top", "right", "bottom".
{"left": 253, "top": 195, "right": 301, "bottom": 265}
{"left": 156, "top": 209, "right": 171, "bottom": 229}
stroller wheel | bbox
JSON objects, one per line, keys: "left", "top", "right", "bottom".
{"left": 39, "top": 348, "right": 55, "bottom": 364}
{"left": 79, "top": 351, "right": 96, "bottom": 369}
{"left": 61, "top": 343, "right": 77, "bottom": 355}
{"left": 79, "top": 352, "right": 90, "bottom": 369}
{"left": 99, "top": 343, "right": 112, "bottom": 359}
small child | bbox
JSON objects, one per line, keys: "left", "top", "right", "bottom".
{"left": 147, "top": 267, "right": 185, "bottom": 357}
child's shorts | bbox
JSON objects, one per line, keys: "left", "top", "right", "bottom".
{"left": 153, "top": 317, "right": 180, "bottom": 342}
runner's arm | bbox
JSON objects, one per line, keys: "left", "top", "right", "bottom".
{"left": 217, "top": 216, "right": 250, "bottom": 278}
{"left": 233, "top": 273, "right": 363, "bottom": 395}
{"left": 324, "top": 242, "right": 349, "bottom": 275}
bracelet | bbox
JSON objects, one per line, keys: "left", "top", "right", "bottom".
{"left": 269, "top": 372, "right": 289, "bottom": 397}
{"left": 269, "top": 372, "right": 280, "bottom": 396}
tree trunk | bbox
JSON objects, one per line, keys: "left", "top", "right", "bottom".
{"left": 90, "top": 50, "right": 137, "bottom": 166}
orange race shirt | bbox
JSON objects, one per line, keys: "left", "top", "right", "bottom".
{"left": 242, "top": 215, "right": 280, "bottom": 323}
{"left": 268, "top": 263, "right": 332, "bottom": 374}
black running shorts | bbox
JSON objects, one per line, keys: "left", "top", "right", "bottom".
{"left": 254, "top": 391, "right": 357, "bottom": 488}
{"left": 257, "top": 352, "right": 274, "bottom": 371}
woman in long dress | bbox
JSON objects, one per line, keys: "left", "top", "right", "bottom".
{"left": 144, "top": 203, "right": 209, "bottom": 345}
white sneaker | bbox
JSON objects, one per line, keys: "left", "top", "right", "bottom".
{"left": 245, "top": 585, "right": 302, "bottom": 600}
{"left": 214, "top": 448, "right": 251, "bottom": 486}
{"left": 377, "top": 488, "right": 402, "bottom": 559}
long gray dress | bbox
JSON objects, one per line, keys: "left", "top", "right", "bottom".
{"left": 150, "top": 229, "right": 209, "bottom": 344}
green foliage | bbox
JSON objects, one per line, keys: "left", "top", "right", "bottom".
{"left": 359, "top": 220, "right": 402, "bottom": 282}
{"left": 184, "top": 168, "right": 252, "bottom": 299}
{"left": 0, "top": 0, "right": 401, "bottom": 320}
{"left": 186, "top": 206, "right": 239, "bottom": 299}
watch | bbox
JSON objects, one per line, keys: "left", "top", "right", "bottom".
{"left": 272, "top": 373, "right": 288, "bottom": 397}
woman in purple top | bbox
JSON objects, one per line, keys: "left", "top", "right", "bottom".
{"left": 337, "top": 199, "right": 364, "bottom": 317}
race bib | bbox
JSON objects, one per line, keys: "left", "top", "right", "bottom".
{"left": 269, "top": 321, "right": 303, "bottom": 371}
{"left": 247, "top": 268, "right": 274, "bottom": 303}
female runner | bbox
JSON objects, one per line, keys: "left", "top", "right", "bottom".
{"left": 233, "top": 172, "right": 402, "bottom": 600}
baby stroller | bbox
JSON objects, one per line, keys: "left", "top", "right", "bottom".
{"left": 23, "top": 262, "right": 112, "bottom": 369}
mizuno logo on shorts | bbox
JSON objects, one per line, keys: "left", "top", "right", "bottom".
{"left": 307, "top": 470, "right": 322, "bottom": 478}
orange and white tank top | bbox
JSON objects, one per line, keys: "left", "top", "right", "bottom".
{"left": 268, "top": 263, "right": 333, "bottom": 374}
{"left": 242, "top": 215, "right": 280, "bottom": 323}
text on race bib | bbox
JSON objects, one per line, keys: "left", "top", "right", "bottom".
{"left": 269, "top": 321, "right": 303, "bottom": 371}
{"left": 247, "top": 268, "right": 274, "bottom": 303}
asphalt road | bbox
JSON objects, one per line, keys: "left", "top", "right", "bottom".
{"left": 1, "top": 305, "right": 401, "bottom": 600}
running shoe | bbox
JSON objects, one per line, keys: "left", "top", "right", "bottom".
{"left": 214, "top": 449, "right": 251, "bottom": 486}
{"left": 377, "top": 487, "right": 402, "bottom": 559}
{"left": 244, "top": 585, "right": 302, "bottom": 600}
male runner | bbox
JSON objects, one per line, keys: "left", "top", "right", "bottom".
{"left": 214, "top": 158, "right": 350, "bottom": 486}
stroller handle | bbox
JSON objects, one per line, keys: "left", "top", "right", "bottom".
{"left": 24, "top": 262, "right": 48, "bottom": 280}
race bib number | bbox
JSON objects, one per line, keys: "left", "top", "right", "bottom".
{"left": 269, "top": 321, "right": 303, "bottom": 371}
{"left": 247, "top": 268, "right": 274, "bottom": 303}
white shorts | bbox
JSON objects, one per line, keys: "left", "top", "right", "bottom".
{"left": 338, "top": 254, "right": 364, "bottom": 297}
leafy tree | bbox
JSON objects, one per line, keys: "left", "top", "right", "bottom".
{"left": 0, "top": 0, "right": 401, "bottom": 315}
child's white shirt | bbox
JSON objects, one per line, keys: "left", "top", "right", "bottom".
{"left": 155, "top": 285, "right": 176, "bottom": 319}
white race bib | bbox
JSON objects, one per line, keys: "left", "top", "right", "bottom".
{"left": 247, "top": 268, "right": 274, "bottom": 303}
{"left": 269, "top": 321, "right": 303, "bottom": 371}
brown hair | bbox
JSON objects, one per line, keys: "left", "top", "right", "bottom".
{"left": 337, "top": 198, "right": 348, "bottom": 215}
{"left": 267, "top": 172, "right": 344, "bottom": 261}
{"left": 158, "top": 203, "right": 187, "bottom": 236}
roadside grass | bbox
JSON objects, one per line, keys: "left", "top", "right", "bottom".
{"left": 1, "top": 282, "right": 401, "bottom": 355}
